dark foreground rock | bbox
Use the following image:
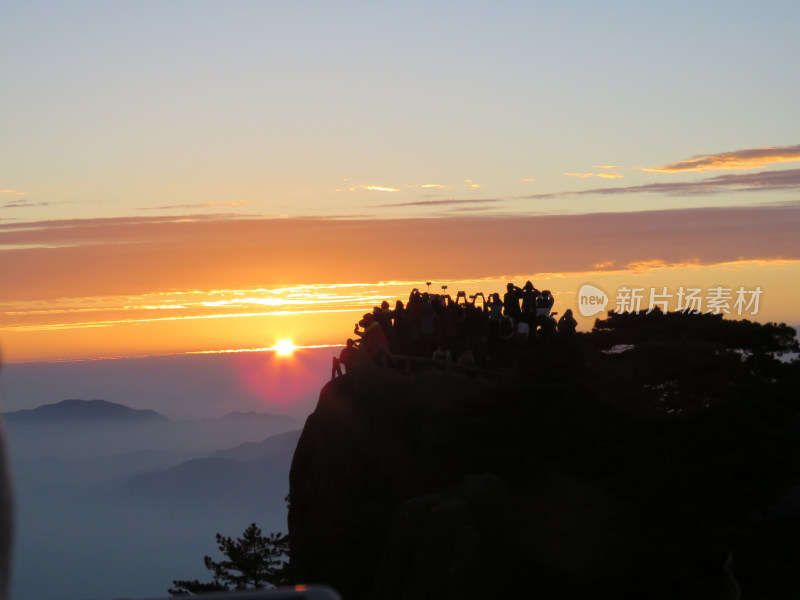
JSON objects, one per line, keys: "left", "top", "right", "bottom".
{"left": 289, "top": 317, "right": 800, "bottom": 600}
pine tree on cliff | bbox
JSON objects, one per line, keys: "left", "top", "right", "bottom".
{"left": 586, "top": 309, "right": 800, "bottom": 415}
{"left": 168, "top": 523, "right": 290, "bottom": 596}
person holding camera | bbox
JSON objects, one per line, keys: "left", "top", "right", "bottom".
{"left": 503, "top": 283, "right": 523, "bottom": 321}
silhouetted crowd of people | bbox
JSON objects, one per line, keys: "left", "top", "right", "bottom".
{"left": 333, "top": 282, "right": 578, "bottom": 378}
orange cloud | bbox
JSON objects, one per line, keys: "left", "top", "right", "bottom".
{"left": 624, "top": 259, "right": 702, "bottom": 272}
{"left": 407, "top": 184, "right": 453, "bottom": 190}
{"left": 645, "top": 144, "right": 800, "bottom": 173}
{"left": 463, "top": 180, "right": 481, "bottom": 189}
{"left": 529, "top": 168, "right": 800, "bottom": 198}
{"left": 2, "top": 204, "right": 799, "bottom": 305}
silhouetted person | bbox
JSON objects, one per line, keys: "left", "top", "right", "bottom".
{"left": 487, "top": 293, "right": 503, "bottom": 322}
{"left": 419, "top": 295, "right": 436, "bottom": 356}
{"left": 464, "top": 302, "right": 490, "bottom": 365}
{"left": 557, "top": 309, "right": 578, "bottom": 335}
{"left": 391, "top": 300, "right": 406, "bottom": 325}
{"left": 503, "top": 283, "right": 522, "bottom": 320}
{"left": 470, "top": 292, "right": 486, "bottom": 312}
{"left": 406, "top": 290, "right": 423, "bottom": 346}
{"left": 375, "top": 301, "right": 394, "bottom": 349}
{"left": 442, "top": 300, "right": 461, "bottom": 356}
{"left": 520, "top": 280, "right": 541, "bottom": 316}
{"left": 331, "top": 338, "right": 358, "bottom": 379}
{"left": 538, "top": 289, "right": 555, "bottom": 317}
{"left": 355, "top": 313, "right": 389, "bottom": 362}
{"left": 391, "top": 300, "right": 410, "bottom": 354}
{"left": 377, "top": 301, "right": 392, "bottom": 332}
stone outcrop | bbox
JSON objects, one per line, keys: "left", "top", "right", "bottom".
{"left": 289, "top": 354, "right": 800, "bottom": 599}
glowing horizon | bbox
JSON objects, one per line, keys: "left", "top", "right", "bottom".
{"left": 3, "top": 257, "right": 798, "bottom": 363}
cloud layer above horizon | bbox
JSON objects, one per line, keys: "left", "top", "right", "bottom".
{"left": 2, "top": 203, "right": 799, "bottom": 303}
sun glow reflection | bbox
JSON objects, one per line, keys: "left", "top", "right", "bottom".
{"left": 274, "top": 339, "right": 296, "bottom": 356}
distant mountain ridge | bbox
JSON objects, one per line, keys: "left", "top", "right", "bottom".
{"left": 4, "top": 399, "right": 167, "bottom": 422}
{"left": 212, "top": 429, "right": 302, "bottom": 462}
{"left": 3, "top": 399, "right": 297, "bottom": 425}
{"left": 4, "top": 399, "right": 300, "bottom": 462}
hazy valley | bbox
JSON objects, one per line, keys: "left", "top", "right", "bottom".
{"left": 4, "top": 399, "right": 300, "bottom": 600}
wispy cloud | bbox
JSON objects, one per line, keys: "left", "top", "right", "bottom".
{"left": 521, "top": 178, "right": 536, "bottom": 182}
{"left": 378, "top": 198, "right": 502, "bottom": 208}
{"left": 564, "top": 172, "right": 624, "bottom": 179}
{"left": 0, "top": 214, "right": 266, "bottom": 237}
{"left": 0, "top": 190, "right": 26, "bottom": 195}
{"left": 645, "top": 144, "right": 800, "bottom": 173}
{"left": 339, "top": 184, "right": 401, "bottom": 193}
{"left": 407, "top": 183, "right": 453, "bottom": 190}
{"left": 340, "top": 181, "right": 479, "bottom": 193}
{"left": 445, "top": 206, "right": 504, "bottom": 213}
{"left": 528, "top": 168, "right": 800, "bottom": 198}
{"left": 2, "top": 200, "right": 52, "bottom": 209}
{"left": 148, "top": 201, "right": 259, "bottom": 210}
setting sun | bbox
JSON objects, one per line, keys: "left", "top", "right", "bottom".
{"left": 274, "top": 339, "right": 296, "bottom": 356}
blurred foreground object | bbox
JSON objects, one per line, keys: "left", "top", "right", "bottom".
{"left": 0, "top": 358, "right": 14, "bottom": 600}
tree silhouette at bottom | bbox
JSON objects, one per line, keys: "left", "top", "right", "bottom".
{"left": 169, "top": 523, "right": 290, "bottom": 596}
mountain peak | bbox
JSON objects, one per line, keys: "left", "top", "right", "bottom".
{"left": 4, "top": 399, "right": 168, "bottom": 422}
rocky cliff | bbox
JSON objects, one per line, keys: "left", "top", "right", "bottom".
{"left": 289, "top": 319, "right": 800, "bottom": 600}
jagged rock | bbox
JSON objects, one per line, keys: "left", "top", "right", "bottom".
{"left": 371, "top": 473, "right": 516, "bottom": 600}
{"left": 289, "top": 320, "right": 800, "bottom": 599}
{"left": 288, "top": 366, "right": 640, "bottom": 599}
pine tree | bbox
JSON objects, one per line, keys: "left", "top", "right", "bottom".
{"left": 169, "top": 523, "right": 290, "bottom": 596}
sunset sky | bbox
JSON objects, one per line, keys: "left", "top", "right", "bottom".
{"left": 2, "top": 1, "right": 800, "bottom": 364}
